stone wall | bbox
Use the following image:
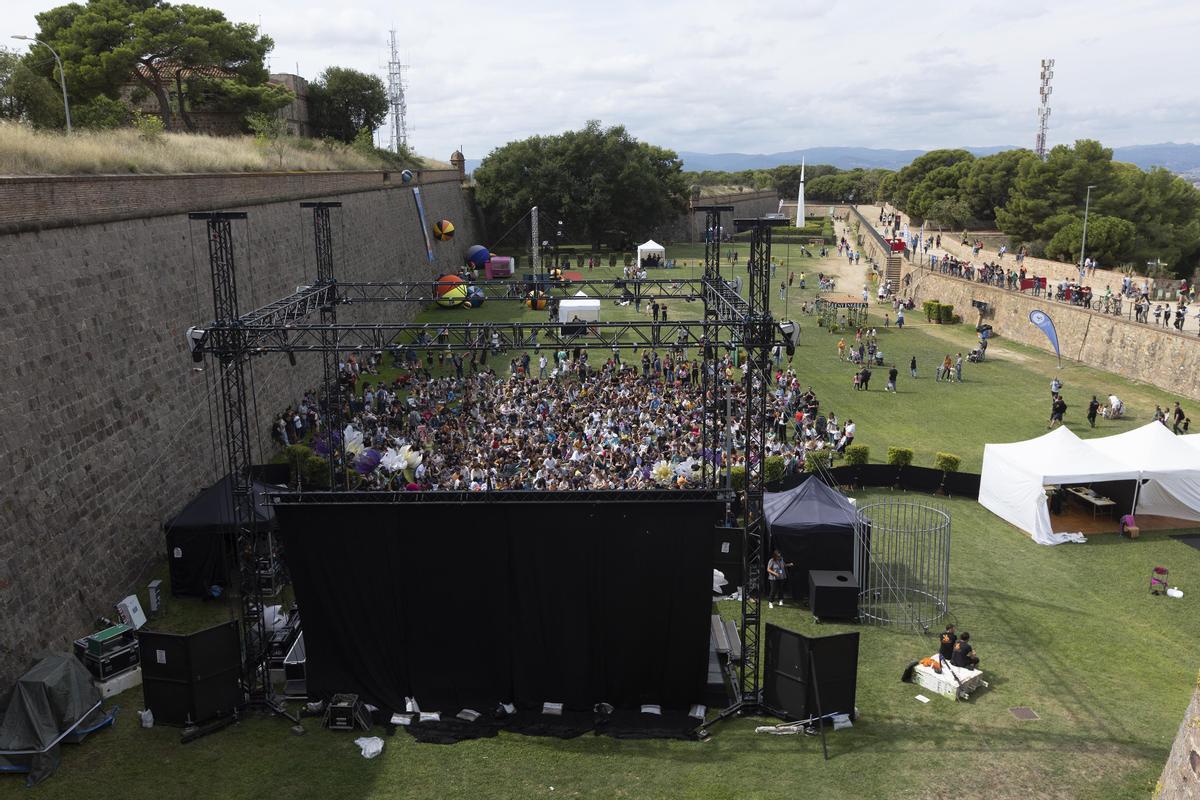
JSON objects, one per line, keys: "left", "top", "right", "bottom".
{"left": 904, "top": 268, "right": 1200, "bottom": 402}
{"left": 0, "top": 174, "right": 482, "bottom": 685}
{"left": 648, "top": 189, "right": 782, "bottom": 243}
{"left": 0, "top": 169, "right": 462, "bottom": 235}
{"left": 1157, "top": 679, "right": 1200, "bottom": 799}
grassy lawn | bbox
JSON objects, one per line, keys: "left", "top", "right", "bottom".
{"left": 18, "top": 243, "right": 1198, "bottom": 800}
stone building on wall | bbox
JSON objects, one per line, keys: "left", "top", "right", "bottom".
{"left": 120, "top": 65, "right": 311, "bottom": 137}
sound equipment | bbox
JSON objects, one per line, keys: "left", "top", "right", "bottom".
{"left": 763, "top": 624, "right": 859, "bottom": 721}
{"left": 138, "top": 621, "right": 242, "bottom": 726}
{"left": 323, "top": 694, "right": 371, "bottom": 731}
{"left": 808, "top": 570, "right": 859, "bottom": 621}
{"left": 74, "top": 625, "right": 140, "bottom": 680}
{"left": 713, "top": 525, "right": 743, "bottom": 588}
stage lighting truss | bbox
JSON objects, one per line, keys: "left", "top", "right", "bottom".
{"left": 187, "top": 203, "right": 785, "bottom": 722}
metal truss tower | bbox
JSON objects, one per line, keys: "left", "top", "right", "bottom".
{"left": 387, "top": 29, "right": 409, "bottom": 152}
{"left": 1036, "top": 58, "right": 1054, "bottom": 160}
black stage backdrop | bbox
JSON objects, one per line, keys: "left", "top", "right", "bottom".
{"left": 276, "top": 498, "right": 721, "bottom": 714}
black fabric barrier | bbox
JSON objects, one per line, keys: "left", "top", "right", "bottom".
{"left": 775, "top": 466, "right": 982, "bottom": 498}
{"left": 276, "top": 499, "right": 721, "bottom": 716}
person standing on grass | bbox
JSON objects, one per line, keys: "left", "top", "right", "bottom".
{"left": 1088, "top": 395, "right": 1100, "bottom": 428}
{"left": 910, "top": 355, "right": 917, "bottom": 378}
{"left": 767, "top": 550, "right": 793, "bottom": 608}
{"left": 1173, "top": 402, "right": 1186, "bottom": 433}
{"left": 887, "top": 364, "right": 898, "bottom": 392}
{"left": 954, "top": 353, "right": 963, "bottom": 383}
{"left": 837, "top": 338, "right": 846, "bottom": 361}
{"left": 1050, "top": 377, "right": 1063, "bottom": 398}
{"left": 1049, "top": 395, "right": 1068, "bottom": 428}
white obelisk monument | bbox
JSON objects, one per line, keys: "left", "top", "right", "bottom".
{"left": 795, "top": 158, "right": 806, "bottom": 227}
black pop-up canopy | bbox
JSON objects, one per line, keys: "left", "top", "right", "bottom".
{"left": 764, "top": 477, "right": 859, "bottom": 602}
{"left": 164, "top": 474, "right": 278, "bottom": 597}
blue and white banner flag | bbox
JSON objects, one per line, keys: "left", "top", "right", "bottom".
{"left": 1028, "top": 309, "right": 1061, "bottom": 366}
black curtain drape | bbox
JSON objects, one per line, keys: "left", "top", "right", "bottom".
{"left": 277, "top": 499, "right": 719, "bottom": 714}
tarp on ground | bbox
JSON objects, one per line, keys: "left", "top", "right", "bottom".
{"left": 979, "top": 427, "right": 1140, "bottom": 545}
{"left": 1086, "top": 422, "right": 1200, "bottom": 522}
{"left": 764, "top": 477, "right": 858, "bottom": 601}
{"left": 0, "top": 655, "right": 107, "bottom": 786}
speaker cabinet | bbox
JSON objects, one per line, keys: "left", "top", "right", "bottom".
{"left": 138, "top": 621, "right": 242, "bottom": 726}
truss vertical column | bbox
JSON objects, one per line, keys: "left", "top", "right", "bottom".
{"left": 190, "top": 211, "right": 277, "bottom": 709}
{"left": 734, "top": 216, "right": 784, "bottom": 709}
{"left": 695, "top": 206, "right": 732, "bottom": 488}
{"left": 302, "top": 202, "right": 345, "bottom": 489}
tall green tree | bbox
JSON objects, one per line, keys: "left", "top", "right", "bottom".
{"left": 474, "top": 121, "right": 689, "bottom": 249}
{"left": 1045, "top": 215, "right": 1136, "bottom": 264}
{"left": 889, "top": 149, "right": 974, "bottom": 211}
{"left": 30, "top": 0, "right": 288, "bottom": 131}
{"left": 959, "top": 148, "right": 1039, "bottom": 223}
{"left": 308, "top": 67, "right": 388, "bottom": 143}
{"left": 0, "top": 46, "right": 63, "bottom": 127}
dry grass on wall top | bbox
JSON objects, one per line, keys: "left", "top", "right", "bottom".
{"left": 0, "top": 122, "right": 423, "bottom": 176}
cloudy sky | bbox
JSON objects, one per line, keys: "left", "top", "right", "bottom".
{"left": 9, "top": 0, "right": 1200, "bottom": 160}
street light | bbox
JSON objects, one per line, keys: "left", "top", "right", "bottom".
{"left": 12, "top": 35, "right": 71, "bottom": 134}
{"left": 1079, "top": 184, "right": 1097, "bottom": 270}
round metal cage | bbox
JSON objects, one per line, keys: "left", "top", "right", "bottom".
{"left": 854, "top": 499, "right": 951, "bottom": 632}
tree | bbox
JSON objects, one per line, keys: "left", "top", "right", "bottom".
{"left": 0, "top": 46, "right": 63, "bottom": 127}
{"left": 474, "top": 121, "right": 688, "bottom": 249}
{"left": 891, "top": 149, "right": 974, "bottom": 212}
{"left": 31, "top": 0, "right": 287, "bottom": 131}
{"left": 1045, "top": 215, "right": 1136, "bottom": 264}
{"left": 247, "top": 111, "right": 287, "bottom": 167}
{"left": 308, "top": 67, "right": 388, "bottom": 143}
{"left": 905, "top": 161, "right": 972, "bottom": 222}
{"left": 958, "top": 149, "right": 1039, "bottom": 223}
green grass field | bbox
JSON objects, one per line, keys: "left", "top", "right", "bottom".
{"left": 15, "top": 245, "right": 1198, "bottom": 800}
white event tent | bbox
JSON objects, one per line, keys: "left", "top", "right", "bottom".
{"left": 557, "top": 290, "right": 600, "bottom": 323}
{"left": 979, "top": 424, "right": 1200, "bottom": 545}
{"left": 636, "top": 240, "right": 665, "bottom": 265}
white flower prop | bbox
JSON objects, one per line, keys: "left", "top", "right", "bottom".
{"left": 401, "top": 445, "right": 423, "bottom": 470}
{"left": 343, "top": 425, "right": 365, "bottom": 456}
{"left": 651, "top": 460, "right": 674, "bottom": 486}
{"left": 379, "top": 448, "right": 406, "bottom": 473}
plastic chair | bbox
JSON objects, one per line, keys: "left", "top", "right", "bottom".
{"left": 1151, "top": 566, "right": 1169, "bottom": 595}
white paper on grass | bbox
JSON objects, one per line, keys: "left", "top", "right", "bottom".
{"left": 915, "top": 695, "right": 931, "bottom": 704}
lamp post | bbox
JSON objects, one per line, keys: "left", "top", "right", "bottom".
{"left": 12, "top": 35, "right": 71, "bottom": 134}
{"left": 1079, "top": 184, "right": 1097, "bottom": 270}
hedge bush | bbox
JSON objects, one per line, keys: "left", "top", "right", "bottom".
{"left": 844, "top": 445, "right": 870, "bottom": 465}
{"left": 923, "top": 300, "right": 941, "bottom": 321}
{"left": 729, "top": 465, "right": 746, "bottom": 490}
{"left": 764, "top": 455, "right": 786, "bottom": 485}
{"left": 938, "top": 304, "right": 956, "bottom": 323}
{"left": 886, "top": 447, "right": 914, "bottom": 467}
{"left": 934, "top": 452, "right": 961, "bottom": 472}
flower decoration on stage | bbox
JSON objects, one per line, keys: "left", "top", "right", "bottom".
{"left": 354, "top": 448, "right": 382, "bottom": 476}
{"left": 379, "top": 447, "right": 407, "bottom": 474}
{"left": 398, "top": 444, "right": 423, "bottom": 471}
{"left": 651, "top": 460, "right": 674, "bottom": 486}
{"left": 343, "top": 425, "right": 365, "bottom": 456}
{"left": 313, "top": 429, "right": 342, "bottom": 458}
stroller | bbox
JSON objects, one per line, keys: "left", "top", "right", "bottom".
{"left": 967, "top": 348, "right": 984, "bottom": 363}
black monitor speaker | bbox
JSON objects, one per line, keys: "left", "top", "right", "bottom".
{"left": 138, "top": 620, "right": 242, "bottom": 726}
{"left": 763, "top": 624, "right": 859, "bottom": 720}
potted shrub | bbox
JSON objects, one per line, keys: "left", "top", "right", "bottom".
{"left": 923, "top": 300, "right": 941, "bottom": 322}
{"left": 938, "top": 304, "right": 956, "bottom": 324}
{"left": 887, "top": 446, "right": 914, "bottom": 488}
{"left": 764, "top": 455, "right": 786, "bottom": 488}
{"left": 934, "top": 452, "right": 961, "bottom": 495}
{"left": 843, "top": 444, "right": 869, "bottom": 490}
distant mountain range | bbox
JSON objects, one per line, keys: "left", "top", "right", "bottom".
{"left": 464, "top": 142, "right": 1200, "bottom": 183}
{"left": 674, "top": 143, "right": 1200, "bottom": 179}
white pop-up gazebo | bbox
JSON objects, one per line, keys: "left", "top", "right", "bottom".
{"left": 557, "top": 290, "right": 600, "bottom": 323}
{"left": 636, "top": 240, "right": 665, "bottom": 266}
{"left": 1086, "top": 422, "right": 1200, "bottom": 523}
{"left": 979, "top": 427, "right": 1140, "bottom": 545}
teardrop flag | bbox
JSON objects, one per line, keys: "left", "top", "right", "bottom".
{"left": 1028, "top": 309, "right": 1061, "bottom": 367}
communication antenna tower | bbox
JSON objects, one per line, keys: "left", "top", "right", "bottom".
{"left": 1036, "top": 58, "right": 1054, "bottom": 160}
{"left": 387, "top": 29, "right": 409, "bottom": 153}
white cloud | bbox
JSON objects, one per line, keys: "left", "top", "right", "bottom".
{"left": 7, "top": 0, "right": 1199, "bottom": 160}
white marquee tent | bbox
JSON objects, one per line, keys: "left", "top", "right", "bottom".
{"left": 636, "top": 240, "right": 665, "bottom": 265}
{"left": 979, "top": 424, "right": 1200, "bottom": 545}
{"left": 1086, "top": 422, "right": 1200, "bottom": 523}
{"left": 557, "top": 290, "right": 600, "bottom": 323}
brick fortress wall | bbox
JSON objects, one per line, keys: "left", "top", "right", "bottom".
{"left": 0, "top": 173, "right": 482, "bottom": 684}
